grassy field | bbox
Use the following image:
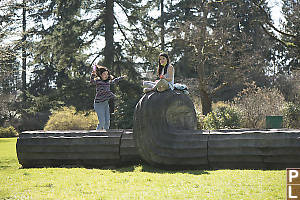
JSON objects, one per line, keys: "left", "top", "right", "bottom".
{"left": 0, "top": 138, "right": 285, "bottom": 200}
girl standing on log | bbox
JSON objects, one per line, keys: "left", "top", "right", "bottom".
{"left": 90, "top": 65, "right": 126, "bottom": 130}
{"left": 143, "top": 53, "right": 175, "bottom": 93}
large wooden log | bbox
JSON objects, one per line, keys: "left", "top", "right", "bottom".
{"left": 16, "top": 130, "right": 140, "bottom": 168}
{"left": 133, "top": 90, "right": 208, "bottom": 168}
{"left": 207, "top": 129, "right": 300, "bottom": 169}
{"left": 120, "top": 129, "right": 141, "bottom": 163}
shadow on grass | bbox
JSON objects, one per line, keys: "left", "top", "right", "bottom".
{"left": 0, "top": 159, "right": 18, "bottom": 170}
{"left": 115, "top": 163, "right": 210, "bottom": 175}
{"left": 0, "top": 165, "right": 11, "bottom": 170}
{"left": 15, "top": 160, "right": 210, "bottom": 175}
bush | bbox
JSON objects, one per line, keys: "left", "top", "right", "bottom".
{"left": 196, "top": 113, "right": 205, "bottom": 129}
{"left": 44, "top": 106, "right": 98, "bottom": 130}
{"left": 0, "top": 126, "right": 19, "bottom": 138}
{"left": 233, "top": 83, "right": 286, "bottom": 128}
{"left": 282, "top": 102, "right": 300, "bottom": 128}
{"left": 203, "top": 105, "right": 241, "bottom": 130}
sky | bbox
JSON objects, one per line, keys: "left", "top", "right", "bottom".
{"left": 268, "top": 0, "right": 283, "bottom": 26}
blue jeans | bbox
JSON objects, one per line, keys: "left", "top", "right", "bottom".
{"left": 94, "top": 100, "right": 110, "bottom": 130}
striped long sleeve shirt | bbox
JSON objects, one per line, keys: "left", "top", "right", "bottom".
{"left": 90, "top": 74, "right": 124, "bottom": 102}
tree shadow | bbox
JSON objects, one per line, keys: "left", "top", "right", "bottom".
{"left": 0, "top": 159, "right": 17, "bottom": 170}
{"left": 0, "top": 165, "right": 11, "bottom": 170}
{"left": 16, "top": 161, "right": 210, "bottom": 175}
{"left": 114, "top": 163, "right": 210, "bottom": 175}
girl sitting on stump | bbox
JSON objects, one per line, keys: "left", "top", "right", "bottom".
{"left": 143, "top": 53, "right": 175, "bottom": 93}
{"left": 90, "top": 65, "right": 126, "bottom": 130}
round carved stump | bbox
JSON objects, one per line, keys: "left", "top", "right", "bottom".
{"left": 133, "top": 90, "right": 208, "bottom": 168}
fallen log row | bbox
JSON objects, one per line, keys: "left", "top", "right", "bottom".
{"left": 16, "top": 128, "right": 300, "bottom": 169}
{"left": 16, "top": 129, "right": 140, "bottom": 168}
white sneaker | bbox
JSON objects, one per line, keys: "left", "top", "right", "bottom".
{"left": 143, "top": 88, "right": 153, "bottom": 93}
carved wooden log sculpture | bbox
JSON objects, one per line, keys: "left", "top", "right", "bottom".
{"left": 16, "top": 130, "right": 140, "bottom": 168}
{"left": 133, "top": 90, "right": 300, "bottom": 169}
{"left": 16, "top": 90, "right": 300, "bottom": 169}
{"left": 133, "top": 90, "right": 208, "bottom": 168}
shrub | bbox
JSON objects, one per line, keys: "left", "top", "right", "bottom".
{"left": 196, "top": 113, "right": 205, "bottom": 129}
{"left": 282, "top": 102, "right": 300, "bottom": 128}
{"left": 233, "top": 83, "right": 286, "bottom": 128}
{"left": 44, "top": 106, "right": 98, "bottom": 130}
{"left": 0, "top": 126, "right": 19, "bottom": 138}
{"left": 203, "top": 105, "right": 241, "bottom": 130}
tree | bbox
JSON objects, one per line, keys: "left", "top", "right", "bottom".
{"left": 0, "top": 1, "right": 25, "bottom": 126}
{"left": 254, "top": 0, "right": 300, "bottom": 72}
{"left": 170, "top": 0, "right": 273, "bottom": 115}
{"left": 21, "top": 0, "right": 27, "bottom": 92}
{"left": 103, "top": 0, "right": 114, "bottom": 68}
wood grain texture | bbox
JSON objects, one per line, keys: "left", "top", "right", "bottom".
{"left": 16, "top": 130, "right": 140, "bottom": 168}
{"left": 133, "top": 90, "right": 207, "bottom": 168}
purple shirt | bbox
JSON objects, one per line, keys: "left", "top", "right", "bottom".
{"left": 90, "top": 74, "right": 124, "bottom": 102}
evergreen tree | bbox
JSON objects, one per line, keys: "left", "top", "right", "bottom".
{"left": 278, "top": 0, "right": 300, "bottom": 71}
{"left": 0, "top": 1, "right": 26, "bottom": 126}
{"left": 254, "top": 1, "right": 300, "bottom": 102}
{"left": 21, "top": 0, "right": 27, "bottom": 92}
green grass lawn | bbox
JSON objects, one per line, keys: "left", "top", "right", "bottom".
{"left": 0, "top": 138, "right": 285, "bottom": 200}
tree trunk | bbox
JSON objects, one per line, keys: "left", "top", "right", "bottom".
{"left": 197, "top": 62, "right": 212, "bottom": 115}
{"left": 199, "top": 88, "right": 212, "bottom": 115}
{"left": 104, "top": 0, "right": 114, "bottom": 69}
{"left": 22, "top": 0, "right": 27, "bottom": 92}
{"left": 160, "top": 0, "right": 165, "bottom": 51}
{"left": 197, "top": 5, "right": 212, "bottom": 115}
{"left": 198, "top": 60, "right": 212, "bottom": 115}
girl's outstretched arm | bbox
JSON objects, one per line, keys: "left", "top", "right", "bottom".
{"left": 111, "top": 75, "right": 126, "bottom": 84}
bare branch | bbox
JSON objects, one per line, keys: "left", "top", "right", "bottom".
{"left": 252, "top": 1, "right": 296, "bottom": 38}
{"left": 114, "top": 16, "right": 133, "bottom": 48}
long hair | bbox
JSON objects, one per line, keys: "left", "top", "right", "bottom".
{"left": 95, "top": 65, "right": 113, "bottom": 82}
{"left": 157, "top": 53, "right": 170, "bottom": 77}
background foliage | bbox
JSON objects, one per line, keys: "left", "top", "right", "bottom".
{"left": 203, "top": 105, "right": 241, "bottom": 130}
{"left": 232, "top": 83, "right": 286, "bottom": 128}
{"left": 44, "top": 106, "right": 97, "bottom": 130}
{"left": 0, "top": 0, "right": 299, "bottom": 131}
{"left": 0, "top": 126, "right": 18, "bottom": 138}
